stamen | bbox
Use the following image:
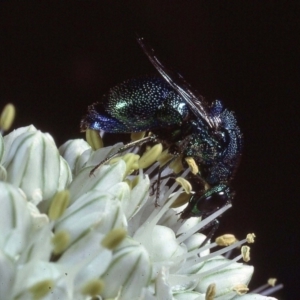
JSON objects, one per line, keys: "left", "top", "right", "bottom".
{"left": 176, "top": 204, "right": 232, "bottom": 244}
{"left": 101, "top": 228, "right": 127, "bottom": 250}
{"left": 175, "top": 237, "right": 247, "bottom": 265}
{"left": 169, "top": 155, "right": 184, "bottom": 173}
{"left": 29, "top": 280, "right": 54, "bottom": 300}
{"left": 241, "top": 245, "right": 251, "bottom": 262}
{"left": 232, "top": 284, "right": 249, "bottom": 295}
{"left": 0, "top": 103, "right": 16, "bottom": 132}
{"left": 52, "top": 230, "right": 70, "bottom": 254}
{"left": 260, "top": 284, "right": 284, "bottom": 296}
{"left": 251, "top": 278, "right": 284, "bottom": 296}
{"left": 175, "top": 177, "right": 192, "bottom": 194}
{"left": 156, "top": 149, "right": 173, "bottom": 166}
{"left": 268, "top": 278, "right": 277, "bottom": 286}
{"left": 215, "top": 234, "right": 237, "bottom": 246}
{"left": 48, "top": 190, "right": 70, "bottom": 220}
{"left": 205, "top": 283, "right": 216, "bottom": 300}
{"left": 185, "top": 157, "right": 199, "bottom": 174}
{"left": 246, "top": 233, "right": 256, "bottom": 243}
{"left": 81, "top": 279, "right": 105, "bottom": 296}
{"left": 86, "top": 129, "right": 103, "bottom": 150}
{"left": 170, "top": 192, "right": 190, "bottom": 208}
{"left": 122, "top": 153, "right": 140, "bottom": 176}
{"left": 131, "top": 131, "right": 146, "bottom": 141}
{"left": 138, "top": 143, "right": 163, "bottom": 169}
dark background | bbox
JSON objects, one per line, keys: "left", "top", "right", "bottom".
{"left": 1, "top": 2, "right": 298, "bottom": 299}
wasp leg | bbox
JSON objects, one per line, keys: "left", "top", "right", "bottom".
{"left": 90, "top": 135, "right": 156, "bottom": 176}
{"left": 150, "top": 174, "right": 174, "bottom": 195}
{"left": 150, "top": 155, "right": 179, "bottom": 206}
{"left": 199, "top": 218, "right": 219, "bottom": 249}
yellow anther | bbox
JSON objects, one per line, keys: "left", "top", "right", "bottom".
{"left": 215, "top": 234, "right": 237, "bottom": 246}
{"left": 175, "top": 177, "right": 192, "bottom": 194}
{"left": 241, "top": 245, "right": 251, "bottom": 262}
{"left": 204, "top": 182, "right": 210, "bottom": 191}
{"left": 0, "top": 103, "right": 16, "bottom": 132}
{"left": 169, "top": 155, "right": 184, "bottom": 174}
{"left": 268, "top": 278, "right": 277, "bottom": 286}
{"left": 185, "top": 157, "right": 199, "bottom": 174}
{"left": 122, "top": 153, "right": 140, "bottom": 176}
{"left": 156, "top": 149, "right": 173, "bottom": 166}
{"left": 131, "top": 131, "right": 146, "bottom": 141}
{"left": 232, "top": 284, "right": 249, "bottom": 295}
{"left": 29, "top": 279, "right": 54, "bottom": 300}
{"left": 124, "top": 179, "right": 132, "bottom": 189}
{"left": 170, "top": 192, "right": 191, "bottom": 208}
{"left": 205, "top": 283, "right": 216, "bottom": 300}
{"left": 86, "top": 129, "right": 103, "bottom": 150}
{"left": 48, "top": 190, "right": 70, "bottom": 220}
{"left": 81, "top": 279, "right": 105, "bottom": 296}
{"left": 52, "top": 230, "right": 70, "bottom": 254}
{"left": 101, "top": 228, "right": 127, "bottom": 250}
{"left": 109, "top": 157, "right": 122, "bottom": 164}
{"left": 131, "top": 175, "right": 140, "bottom": 189}
{"left": 0, "top": 165, "right": 7, "bottom": 181}
{"left": 246, "top": 233, "right": 256, "bottom": 243}
{"left": 138, "top": 143, "right": 163, "bottom": 169}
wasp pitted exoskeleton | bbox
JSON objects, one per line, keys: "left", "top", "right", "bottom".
{"left": 81, "top": 37, "right": 242, "bottom": 237}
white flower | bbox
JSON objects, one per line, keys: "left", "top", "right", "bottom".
{"left": 0, "top": 181, "right": 33, "bottom": 259}
{"left": 1, "top": 125, "right": 72, "bottom": 205}
{"left": 0, "top": 124, "right": 281, "bottom": 300}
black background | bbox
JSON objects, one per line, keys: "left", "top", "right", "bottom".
{"left": 1, "top": 2, "right": 299, "bottom": 299}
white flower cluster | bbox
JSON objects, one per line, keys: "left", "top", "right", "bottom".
{"left": 0, "top": 125, "right": 278, "bottom": 300}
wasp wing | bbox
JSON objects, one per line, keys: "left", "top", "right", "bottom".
{"left": 137, "top": 36, "right": 220, "bottom": 129}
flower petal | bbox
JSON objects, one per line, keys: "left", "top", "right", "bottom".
{"left": 12, "top": 260, "right": 71, "bottom": 299}
{"left": 0, "top": 250, "right": 16, "bottom": 297}
{"left": 59, "top": 139, "right": 91, "bottom": 175}
{"left": 124, "top": 172, "right": 150, "bottom": 220}
{"left": 0, "top": 133, "right": 4, "bottom": 161}
{"left": 58, "top": 231, "right": 112, "bottom": 292}
{"left": 195, "top": 256, "right": 254, "bottom": 299}
{"left": 0, "top": 182, "right": 33, "bottom": 259}
{"left": 101, "top": 237, "right": 152, "bottom": 300}
{"left": 68, "top": 160, "right": 126, "bottom": 202}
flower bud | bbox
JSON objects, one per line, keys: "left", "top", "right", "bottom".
{"left": 59, "top": 139, "right": 92, "bottom": 175}
{"left": 55, "top": 189, "right": 125, "bottom": 244}
{"left": 2, "top": 126, "right": 72, "bottom": 204}
{"left": 0, "top": 182, "right": 32, "bottom": 259}
{"left": 134, "top": 225, "right": 186, "bottom": 279}
{"left": 68, "top": 160, "right": 126, "bottom": 202}
{"left": 101, "top": 238, "right": 152, "bottom": 300}
{"left": 58, "top": 230, "right": 112, "bottom": 293}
